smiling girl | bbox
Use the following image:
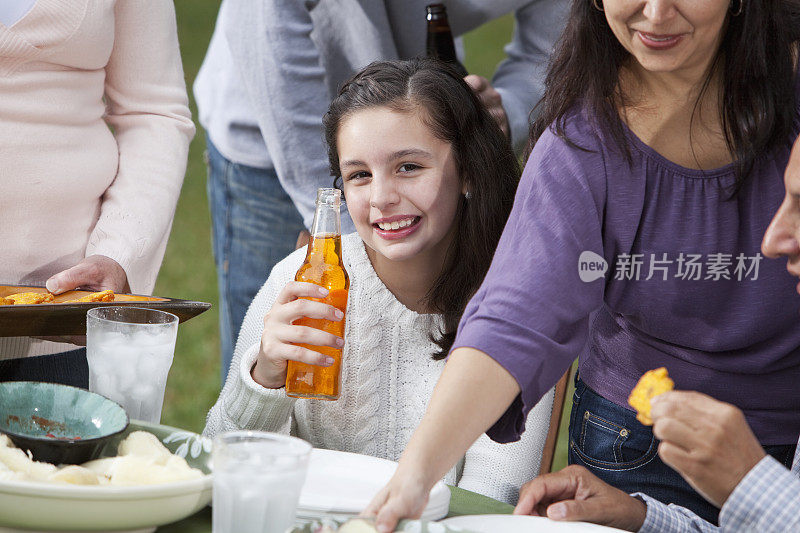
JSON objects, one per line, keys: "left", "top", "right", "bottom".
{"left": 368, "top": 0, "right": 800, "bottom": 529}
{"left": 203, "top": 59, "right": 554, "bottom": 504}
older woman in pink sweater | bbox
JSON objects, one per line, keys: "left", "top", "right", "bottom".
{"left": 0, "top": 0, "right": 194, "bottom": 385}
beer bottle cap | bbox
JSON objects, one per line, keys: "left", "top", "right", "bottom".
{"left": 316, "top": 188, "right": 341, "bottom": 207}
{"left": 426, "top": 4, "right": 446, "bottom": 15}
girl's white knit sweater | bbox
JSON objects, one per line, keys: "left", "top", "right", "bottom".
{"left": 204, "top": 233, "right": 554, "bottom": 504}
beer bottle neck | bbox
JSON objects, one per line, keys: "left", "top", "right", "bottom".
{"left": 425, "top": 5, "right": 467, "bottom": 76}
{"left": 310, "top": 189, "right": 342, "bottom": 238}
{"left": 426, "top": 3, "right": 447, "bottom": 20}
{"left": 426, "top": 14, "right": 449, "bottom": 27}
{"left": 426, "top": 28, "right": 458, "bottom": 61}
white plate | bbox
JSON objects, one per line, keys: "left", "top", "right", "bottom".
{"left": 0, "top": 421, "right": 212, "bottom": 532}
{"left": 298, "top": 448, "right": 450, "bottom": 521}
{"left": 440, "top": 515, "right": 629, "bottom": 532}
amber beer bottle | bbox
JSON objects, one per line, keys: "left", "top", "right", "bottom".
{"left": 285, "top": 188, "right": 350, "bottom": 400}
{"left": 426, "top": 3, "right": 468, "bottom": 77}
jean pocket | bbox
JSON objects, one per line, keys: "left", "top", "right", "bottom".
{"left": 569, "top": 386, "right": 658, "bottom": 471}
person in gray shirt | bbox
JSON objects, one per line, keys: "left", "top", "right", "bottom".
{"left": 194, "top": 0, "right": 568, "bottom": 385}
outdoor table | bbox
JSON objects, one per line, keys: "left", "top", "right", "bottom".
{"left": 157, "top": 486, "right": 514, "bottom": 532}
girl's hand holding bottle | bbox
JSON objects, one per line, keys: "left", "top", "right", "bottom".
{"left": 251, "top": 281, "right": 344, "bottom": 389}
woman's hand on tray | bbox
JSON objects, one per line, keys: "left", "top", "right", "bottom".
{"left": 28, "top": 255, "right": 130, "bottom": 345}
{"left": 45, "top": 255, "right": 130, "bottom": 296}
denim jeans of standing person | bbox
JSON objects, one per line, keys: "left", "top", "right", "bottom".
{"left": 206, "top": 138, "right": 306, "bottom": 384}
{"left": 568, "top": 375, "right": 797, "bottom": 525}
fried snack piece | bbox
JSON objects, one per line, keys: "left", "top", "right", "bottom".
{"left": 5, "top": 292, "right": 55, "bottom": 305}
{"left": 83, "top": 431, "right": 203, "bottom": 485}
{"left": 48, "top": 465, "right": 102, "bottom": 485}
{"left": 0, "top": 434, "right": 57, "bottom": 481}
{"left": 0, "top": 297, "right": 12, "bottom": 305}
{"left": 628, "top": 367, "right": 674, "bottom": 425}
{"left": 63, "top": 290, "right": 115, "bottom": 303}
{"left": 117, "top": 430, "right": 173, "bottom": 464}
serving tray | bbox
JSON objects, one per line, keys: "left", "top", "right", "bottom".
{"left": 0, "top": 285, "right": 211, "bottom": 337}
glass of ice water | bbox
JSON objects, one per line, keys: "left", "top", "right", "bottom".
{"left": 86, "top": 306, "right": 179, "bottom": 423}
{"left": 212, "top": 431, "right": 312, "bottom": 533}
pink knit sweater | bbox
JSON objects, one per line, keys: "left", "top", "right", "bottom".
{"left": 0, "top": 0, "right": 195, "bottom": 359}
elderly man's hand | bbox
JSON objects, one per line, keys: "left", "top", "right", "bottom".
{"left": 650, "top": 391, "right": 766, "bottom": 508}
{"left": 514, "top": 465, "right": 646, "bottom": 531}
{"left": 464, "top": 75, "right": 510, "bottom": 138}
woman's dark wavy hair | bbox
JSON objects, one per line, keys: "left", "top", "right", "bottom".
{"left": 530, "top": 0, "right": 800, "bottom": 192}
{"left": 323, "top": 58, "right": 520, "bottom": 360}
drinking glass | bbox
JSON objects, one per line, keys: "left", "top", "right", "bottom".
{"left": 212, "top": 431, "right": 312, "bottom": 533}
{"left": 86, "top": 306, "right": 178, "bottom": 423}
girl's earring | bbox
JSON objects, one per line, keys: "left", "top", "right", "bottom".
{"left": 592, "top": 0, "right": 603, "bottom": 12}
{"left": 464, "top": 191, "right": 472, "bottom": 200}
{"left": 730, "top": 0, "right": 743, "bottom": 16}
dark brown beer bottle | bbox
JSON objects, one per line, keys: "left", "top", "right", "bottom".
{"left": 426, "top": 4, "right": 468, "bottom": 78}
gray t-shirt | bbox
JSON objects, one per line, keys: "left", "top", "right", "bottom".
{"left": 193, "top": 0, "right": 568, "bottom": 230}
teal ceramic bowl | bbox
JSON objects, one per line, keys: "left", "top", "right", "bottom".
{"left": 0, "top": 381, "right": 129, "bottom": 465}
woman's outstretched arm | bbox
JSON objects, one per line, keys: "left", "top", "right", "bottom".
{"left": 364, "top": 347, "right": 520, "bottom": 532}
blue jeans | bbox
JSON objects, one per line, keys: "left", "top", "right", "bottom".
{"left": 568, "top": 376, "right": 796, "bottom": 525}
{"left": 205, "top": 139, "right": 306, "bottom": 384}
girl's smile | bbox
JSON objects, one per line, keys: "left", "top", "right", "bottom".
{"left": 372, "top": 215, "right": 422, "bottom": 240}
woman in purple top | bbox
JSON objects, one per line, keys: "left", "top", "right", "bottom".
{"left": 366, "top": 0, "right": 800, "bottom": 530}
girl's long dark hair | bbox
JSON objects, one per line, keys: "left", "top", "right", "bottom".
{"left": 324, "top": 58, "right": 519, "bottom": 359}
{"left": 530, "top": 0, "right": 800, "bottom": 191}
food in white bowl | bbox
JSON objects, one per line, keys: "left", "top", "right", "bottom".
{"left": 0, "top": 430, "right": 202, "bottom": 486}
{"left": 0, "top": 420, "right": 212, "bottom": 532}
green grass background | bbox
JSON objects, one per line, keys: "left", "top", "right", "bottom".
{"left": 161, "top": 1, "right": 572, "bottom": 472}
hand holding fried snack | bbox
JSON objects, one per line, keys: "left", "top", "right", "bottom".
{"left": 628, "top": 367, "right": 674, "bottom": 425}
{"left": 650, "top": 391, "right": 766, "bottom": 507}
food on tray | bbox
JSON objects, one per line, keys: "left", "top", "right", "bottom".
{"left": 628, "top": 367, "right": 675, "bottom": 425}
{"left": 62, "top": 290, "right": 115, "bottom": 303}
{"left": 0, "top": 287, "right": 165, "bottom": 306}
{"left": 4, "top": 292, "right": 55, "bottom": 305}
{"left": 0, "top": 431, "right": 203, "bottom": 486}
